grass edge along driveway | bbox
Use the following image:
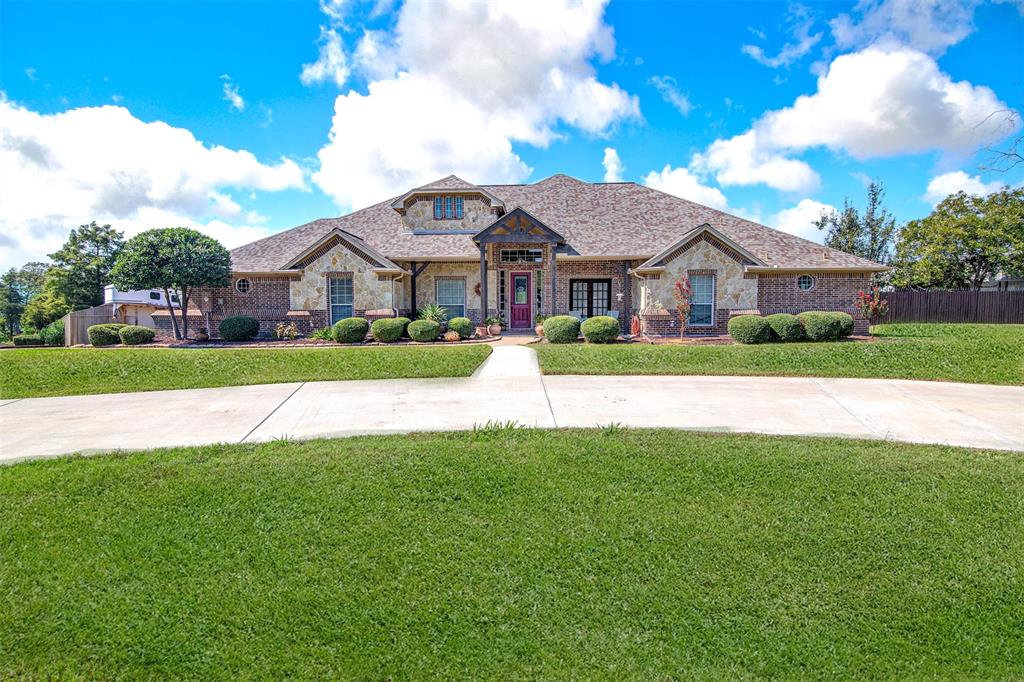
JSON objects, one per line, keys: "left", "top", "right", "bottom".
{"left": 536, "top": 323, "right": 1024, "bottom": 386}
{"left": 0, "top": 344, "right": 492, "bottom": 399}
{"left": 2, "top": 428, "right": 1022, "bottom": 679}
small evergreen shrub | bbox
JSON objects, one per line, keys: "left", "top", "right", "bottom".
{"left": 581, "top": 316, "right": 620, "bottom": 343}
{"left": 447, "top": 316, "right": 473, "bottom": 339}
{"left": 396, "top": 317, "right": 411, "bottom": 338}
{"left": 407, "top": 319, "right": 441, "bottom": 342}
{"left": 119, "top": 325, "right": 156, "bottom": 345}
{"left": 40, "top": 319, "right": 65, "bottom": 346}
{"left": 371, "top": 317, "right": 406, "bottom": 343}
{"left": 310, "top": 326, "right": 333, "bottom": 341}
{"left": 88, "top": 323, "right": 127, "bottom": 347}
{"left": 728, "top": 315, "right": 772, "bottom": 344}
{"left": 765, "top": 313, "right": 803, "bottom": 342}
{"left": 831, "top": 311, "right": 855, "bottom": 337}
{"left": 333, "top": 317, "right": 369, "bottom": 344}
{"left": 13, "top": 333, "right": 43, "bottom": 346}
{"left": 219, "top": 315, "right": 260, "bottom": 341}
{"left": 543, "top": 315, "right": 581, "bottom": 344}
{"left": 797, "top": 311, "right": 843, "bottom": 341}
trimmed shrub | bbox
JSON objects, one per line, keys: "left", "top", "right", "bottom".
{"left": 119, "top": 325, "right": 156, "bottom": 345}
{"left": 728, "top": 315, "right": 772, "bottom": 344}
{"left": 371, "top": 317, "right": 406, "bottom": 343}
{"left": 407, "top": 319, "right": 441, "bottom": 342}
{"left": 219, "top": 315, "right": 260, "bottom": 341}
{"left": 40, "top": 319, "right": 65, "bottom": 346}
{"left": 543, "top": 315, "right": 581, "bottom": 344}
{"left": 396, "top": 317, "right": 411, "bottom": 338}
{"left": 765, "top": 313, "right": 803, "bottom": 342}
{"left": 797, "top": 311, "right": 843, "bottom": 341}
{"left": 333, "top": 317, "right": 369, "bottom": 344}
{"left": 88, "top": 323, "right": 127, "bottom": 347}
{"left": 831, "top": 311, "right": 855, "bottom": 338}
{"left": 13, "top": 333, "right": 43, "bottom": 346}
{"left": 581, "top": 315, "right": 620, "bottom": 344}
{"left": 447, "top": 316, "right": 473, "bottom": 339}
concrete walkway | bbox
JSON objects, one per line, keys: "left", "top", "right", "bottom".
{"left": 2, "top": 346, "right": 1022, "bottom": 463}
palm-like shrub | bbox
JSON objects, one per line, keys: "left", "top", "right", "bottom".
{"left": 407, "top": 319, "right": 441, "bottom": 342}
{"left": 119, "top": 325, "right": 156, "bottom": 345}
{"left": 417, "top": 303, "right": 449, "bottom": 324}
{"left": 371, "top": 318, "right": 406, "bottom": 343}
{"left": 765, "top": 313, "right": 803, "bottom": 342}
{"left": 447, "top": 317, "right": 473, "bottom": 339}
{"left": 728, "top": 315, "right": 772, "bottom": 344}
{"left": 581, "top": 316, "right": 620, "bottom": 343}
{"left": 219, "top": 316, "right": 260, "bottom": 341}
{"left": 543, "top": 315, "right": 581, "bottom": 344}
{"left": 333, "top": 317, "right": 369, "bottom": 344}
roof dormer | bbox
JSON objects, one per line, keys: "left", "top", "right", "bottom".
{"left": 391, "top": 175, "right": 506, "bottom": 232}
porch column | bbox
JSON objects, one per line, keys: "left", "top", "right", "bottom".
{"left": 478, "top": 244, "right": 488, "bottom": 323}
{"left": 549, "top": 249, "right": 557, "bottom": 316}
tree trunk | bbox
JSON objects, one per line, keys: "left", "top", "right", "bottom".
{"left": 180, "top": 287, "right": 189, "bottom": 339}
{"left": 162, "top": 287, "right": 181, "bottom": 339}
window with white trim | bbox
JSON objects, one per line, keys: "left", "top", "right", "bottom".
{"left": 234, "top": 278, "right": 251, "bottom": 294}
{"left": 436, "top": 278, "right": 466, "bottom": 318}
{"left": 433, "top": 195, "right": 464, "bottom": 220}
{"left": 689, "top": 274, "right": 714, "bottom": 326}
{"left": 499, "top": 248, "right": 543, "bottom": 263}
{"left": 329, "top": 276, "right": 353, "bottom": 324}
{"left": 797, "top": 274, "right": 815, "bottom": 291}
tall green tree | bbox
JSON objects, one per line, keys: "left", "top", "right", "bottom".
{"left": 110, "top": 227, "right": 232, "bottom": 339}
{"left": 815, "top": 181, "right": 899, "bottom": 266}
{"left": 892, "top": 187, "right": 1024, "bottom": 290}
{"left": 48, "top": 222, "right": 124, "bottom": 309}
{"left": 0, "top": 262, "right": 50, "bottom": 335}
{"left": 20, "top": 268, "right": 72, "bottom": 330}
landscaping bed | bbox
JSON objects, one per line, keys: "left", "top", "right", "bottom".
{"left": 2, "top": 429, "right": 1021, "bottom": 679}
{"left": 536, "top": 323, "right": 1024, "bottom": 385}
{"left": 0, "top": 345, "right": 492, "bottom": 398}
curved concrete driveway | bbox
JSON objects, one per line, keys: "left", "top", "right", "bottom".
{"left": 2, "top": 346, "right": 1022, "bottom": 463}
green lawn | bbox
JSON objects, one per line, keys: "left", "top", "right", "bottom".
{"left": 1, "top": 429, "right": 1021, "bottom": 679}
{"left": 537, "top": 323, "right": 1024, "bottom": 385}
{"left": 0, "top": 344, "right": 492, "bottom": 398}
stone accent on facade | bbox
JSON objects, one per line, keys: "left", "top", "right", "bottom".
{"left": 289, "top": 242, "right": 394, "bottom": 312}
{"left": 641, "top": 239, "right": 758, "bottom": 312}
{"left": 757, "top": 272, "right": 872, "bottom": 333}
{"left": 402, "top": 196, "right": 498, "bottom": 231}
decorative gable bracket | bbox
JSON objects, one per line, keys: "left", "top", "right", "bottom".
{"left": 472, "top": 207, "right": 565, "bottom": 245}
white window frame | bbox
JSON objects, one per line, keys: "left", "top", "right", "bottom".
{"left": 436, "top": 277, "right": 466, "bottom": 319}
{"left": 329, "top": 275, "right": 354, "bottom": 324}
{"left": 234, "top": 278, "right": 251, "bottom": 294}
{"left": 688, "top": 274, "right": 715, "bottom": 327}
{"left": 797, "top": 274, "right": 815, "bottom": 291}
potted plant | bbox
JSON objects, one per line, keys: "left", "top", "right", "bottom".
{"left": 485, "top": 315, "right": 503, "bottom": 336}
{"left": 535, "top": 314, "right": 547, "bottom": 336}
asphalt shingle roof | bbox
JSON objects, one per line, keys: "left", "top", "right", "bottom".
{"left": 230, "top": 174, "right": 884, "bottom": 272}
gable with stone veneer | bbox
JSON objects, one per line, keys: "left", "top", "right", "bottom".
{"left": 289, "top": 242, "right": 395, "bottom": 312}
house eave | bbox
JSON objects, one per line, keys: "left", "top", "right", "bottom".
{"left": 744, "top": 266, "right": 889, "bottom": 274}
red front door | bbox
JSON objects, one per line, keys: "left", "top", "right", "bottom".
{"left": 509, "top": 272, "right": 532, "bottom": 328}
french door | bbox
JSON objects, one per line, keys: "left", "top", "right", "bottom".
{"left": 569, "top": 279, "right": 611, "bottom": 319}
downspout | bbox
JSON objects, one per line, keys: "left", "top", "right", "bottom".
{"left": 628, "top": 268, "right": 653, "bottom": 343}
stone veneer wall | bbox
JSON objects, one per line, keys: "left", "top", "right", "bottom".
{"left": 402, "top": 196, "right": 497, "bottom": 231}
{"left": 758, "top": 272, "right": 873, "bottom": 333}
{"left": 642, "top": 239, "right": 758, "bottom": 313}
{"left": 289, "top": 242, "right": 394, "bottom": 312}
{"left": 402, "top": 261, "right": 493, "bottom": 323}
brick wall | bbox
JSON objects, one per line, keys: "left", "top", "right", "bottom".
{"left": 555, "top": 260, "right": 630, "bottom": 331}
{"left": 758, "top": 272, "right": 872, "bottom": 333}
{"left": 187, "top": 277, "right": 298, "bottom": 338}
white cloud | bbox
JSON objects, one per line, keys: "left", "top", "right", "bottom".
{"left": 220, "top": 74, "right": 245, "bottom": 112}
{"left": 692, "top": 130, "right": 820, "bottom": 193}
{"left": 923, "top": 170, "right": 1005, "bottom": 205}
{"left": 0, "top": 97, "right": 305, "bottom": 269}
{"left": 770, "top": 198, "right": 836, "bottom": 242}
{"left": 742, "top": 4, "right": 823, "bottom": 68}
{"left": 642, "top": 165, "right": 730, "bottom": 211}
{"left": 301, "top": 25, "right": 350, "bottom": 87}
{"left": 25, "top": 67, "right": 37, "bottom": 81}
{"left": 830, "top": 0, "right": 982, "bottom": 56}
{"left": 648, "top": 75, "right": 692, "bottom": 116}
{"left": 602, "top": 148, "right": 624, "bottom": 182}
{"left": 312, "top": 0, "right": 640, "bottom": 209}
{"left": 692, "top": 44, "right": 1017, "bottom": 193}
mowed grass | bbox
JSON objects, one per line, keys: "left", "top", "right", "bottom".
{"left": 0, "top": 344, "right": 492, "bottom": 398}
{"left": 2, "top": 429, "right": 1022, "bottom": 679}
{"left": 536, "top": 323, "right": 1024, "bottom": 385}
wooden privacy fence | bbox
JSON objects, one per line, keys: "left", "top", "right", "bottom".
{"left": 63, "top": 304, "right": 117, "bottom": 346}
{"left": 884, "top": 290, "right": 1024, "bottom": 323}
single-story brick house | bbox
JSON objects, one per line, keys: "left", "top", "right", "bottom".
{"left": 160, "top": 174, "right": 885, "bottom": 338}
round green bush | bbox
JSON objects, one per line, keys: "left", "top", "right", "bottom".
{"left": 543, "top": 315, "right": 581, "bottom": 344}
{"left": 333, "top": 317, "right": 369, "bottom": 344}
{"left": 581, "top": 315, "right": 620, "bottom": 343}
{"left": 371, "top": 317, "right": 406, "bottom": 343}
{"left": 407, "top": 319, "right": 441, "bottom": 342}
{"left": 447, "top": 316, "right": 473, "bottom": 339}
{"left": 40, "top": 319, "right": 65, "bottom": 346}
{"left": 87, "top": 323, "right": 127, "bottom": 347}
{"left": 119, "top": 325, "right": 156, "bottom": 345}
{"left": 765, "top": 313, "right": 803, "bottom": 342}
{"left": 831, "top": 311, "right": 855, "bottom": 337}
{"left": 219, "top": 315, "right": 260, "bottom": 341}
{"left": 13, "top": 333, "right": 43, "bottom": 346}
{"left": 728, "top": 315, "right": 772, "bottom": 344}
{"left": 797, "top": 311, "right": 843, "bottom": 341}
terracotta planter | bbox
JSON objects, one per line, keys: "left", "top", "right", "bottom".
{"left": 474, "top": 325, "right": 489, "bottom": 338}
{"left": 195, "top": 330, "right": 209, "bottom": 342}
{"left": 535, "top": 324, "right": 545, "bottom": 336}
{"left": 488, "top": 323, "right": 503, "bottom": 336}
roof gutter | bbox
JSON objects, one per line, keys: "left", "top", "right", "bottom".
{"left": 744, "top": 266, "right": 889, "bottom": 274}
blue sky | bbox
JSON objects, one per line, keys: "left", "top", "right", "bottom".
{"left": 1, "top": 0, "right": 1022, "bottom": 269}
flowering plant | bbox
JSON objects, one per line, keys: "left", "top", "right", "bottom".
{"left": 672, "top": 277, "right": 693, "bottom": 338}
{"left": 854, "top": 286, "right": 889, "bottom": 320}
